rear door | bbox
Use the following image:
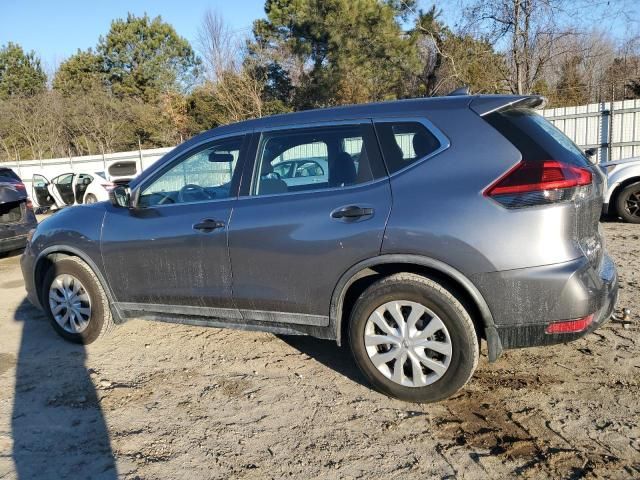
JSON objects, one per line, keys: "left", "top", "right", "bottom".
{"left": 228, "top": 121, "right": 391, "bottom": 326}
{"left": 50, "top": 173, "right": 76, "bottom": 206}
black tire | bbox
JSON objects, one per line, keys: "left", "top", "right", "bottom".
{"left": 85, "top": 194, "right": 98, "bottom": 204}
{"left": 615, "top": 181, "right": 640, "bottom": 224}
{"left": 349, "top": 273, "right": 479, "bottom": 403}
{"left": 42, "top": 256, "right": 114, "bottom": 344}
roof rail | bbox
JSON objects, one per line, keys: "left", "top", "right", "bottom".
{"left": 447, "top": 86, "right": 470, "bottom": 96}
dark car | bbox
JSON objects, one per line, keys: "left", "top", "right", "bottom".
{"left": 21, "top": 95, "right": 617, "bottom": 402}
{"left": 0, "top": 167, "right": 37, "bottom": 254}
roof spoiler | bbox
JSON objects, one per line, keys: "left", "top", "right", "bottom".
{"left": 469, "top": 95, "right": 546, "bottom": 116}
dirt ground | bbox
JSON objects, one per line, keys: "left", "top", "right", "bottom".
{"left": 0, "top": 220, "right": 638, "bottom": 480}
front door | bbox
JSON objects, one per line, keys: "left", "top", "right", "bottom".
{"left": 101, "top": 134, "right": 248, "bottom": 318}
{"left": 228, "top": 122, "right": 391, "bottom": 326}
{"left": 32, "top": 174, "right": 54, "bottom": 208}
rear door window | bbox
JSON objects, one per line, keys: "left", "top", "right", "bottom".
{"left": 375, "top": 122, "right": 442, "bottom": 174}
{"left": 252, "top": 123, "right": 385, "bottom": 196}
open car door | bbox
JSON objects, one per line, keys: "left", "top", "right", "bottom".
{"left": 48, "top": 173, "right": 76, "bottom": 208}
{"left": 31, "top": 174, "right": 55, "bottom": 210}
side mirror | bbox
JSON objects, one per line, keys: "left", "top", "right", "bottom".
{"left": 109, "top": 185, "right": 131, "bottom": 208}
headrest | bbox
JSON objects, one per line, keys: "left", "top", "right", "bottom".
{"left": 412, "top": 132, "right": 439, "bottom": 158}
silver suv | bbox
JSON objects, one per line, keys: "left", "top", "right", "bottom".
{"left": 21, "top": 95, "right": 618, "bottom": 402}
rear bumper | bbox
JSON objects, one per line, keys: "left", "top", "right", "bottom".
{"left": 0, "top": 215, "right": 36, "bottom": 253}
{"left": 0, "top": 234, "right": 28, "bottom": 253}
{"left": 472, "top": 253, "right": 618, "bottom": 350}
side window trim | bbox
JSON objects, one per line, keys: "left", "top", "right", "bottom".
{"left": 132, "top": 133, "right": 249, "bottom": 208}
{"left": 245, "top": 119, "right": 386, "bottom": 199}
{"left": 373, "top": 117, "right": 451, "bottom": 177}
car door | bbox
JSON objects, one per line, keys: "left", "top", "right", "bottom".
{"left": 100, "top": 134, "right": 249, "bottom": 318}
{"left": 32, "top": 174, "right": 55, "bottom": 208}
{"left": 228, "top": 121, "right": 391, "bottom": 326}
{"left": 74, "top": 174, "right": 93, "bottom": 204}
{"left": 49, "top": 173, "right": 76, "bottom": 206}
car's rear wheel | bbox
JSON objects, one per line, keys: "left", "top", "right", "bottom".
{"left": 349, "top": 273, "right": 479, "bottom": 403}
{"left": 85, "top": 194, "right": 98, "bottom": 204}
{"left": 616, "top": 181, "right": 640, "bottom": 224}
{"left": 42, "top": 256, "right": 114, "bottom": 344}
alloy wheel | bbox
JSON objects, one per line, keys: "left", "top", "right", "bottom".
{"left": 625, "top": 190, "right": 640, "bottom": 218}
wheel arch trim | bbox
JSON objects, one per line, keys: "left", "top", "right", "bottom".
{"left": 34, "top": 245, "right": 123, "bottom": 321}
{"left": 330, "top": 254, "right": 503, "bottom": 361}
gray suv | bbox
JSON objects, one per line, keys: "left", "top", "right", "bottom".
{"left": 21, "top": 95, "right": 618, "bottom": 402}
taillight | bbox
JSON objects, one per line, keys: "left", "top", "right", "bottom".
{"left": 545, "top": 314, "right": 594, "bottom": 334}
{"left": 15, "top": 182, "right": 26, "bottom": 191}
{"left": 101, "top": 182, "right": 116, "bottom": 191}
{"left": 484, "top": 160, "right": 592, "bottom": 208}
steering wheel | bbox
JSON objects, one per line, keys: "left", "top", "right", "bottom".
{"left": 178, "top": 184, "right": 213, "bottom": 203}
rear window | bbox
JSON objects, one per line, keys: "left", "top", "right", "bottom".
{"left": 484, "top": 108, "right": 590, "bottom": 167}
{"left": 0, "top": 168, "right": 20, "bottom": 182}
{"left": 108, "top": 161, "right": 137, "bottom": 177}
{"left": 375, "top": 122, "right": 442, "bottom": 174}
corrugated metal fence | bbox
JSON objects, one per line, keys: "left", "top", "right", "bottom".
{"left": 541, "top": 98, "right": 640, "bottom": 163}
{"left": 3, "top": 98, "right": 640, "bottom": 185}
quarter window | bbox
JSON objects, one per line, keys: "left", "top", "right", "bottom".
{"left": 138, "top": 136, "right": 243, "bottom": 207}
{"left": 253, "top": 124, "right": 384, "bottom": 196}
{"left": 375, "top": 122, "right": 442, "bottom": 174}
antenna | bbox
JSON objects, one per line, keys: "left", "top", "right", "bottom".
{"left": 447, "top": 86, "right": 470, "bottom": 96}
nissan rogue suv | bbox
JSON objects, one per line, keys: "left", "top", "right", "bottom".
{"left": 21, "top": 95, "right": 618, "bottom": 402}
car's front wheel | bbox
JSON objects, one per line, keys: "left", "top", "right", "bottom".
{"left": 42, "top": 256, "right": 114, "bottom": 344}
{"left": 85, "top": 193, "right": 98, "bottom": 204}
{"left": 349, "top": 273, "right": 479, "bottom": 402}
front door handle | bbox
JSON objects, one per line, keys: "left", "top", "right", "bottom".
{"left": 331, "top": 205, "right": 374, "bottom": 220}
{"left": 193, "top": 218, "right": 225, "bottom": 232}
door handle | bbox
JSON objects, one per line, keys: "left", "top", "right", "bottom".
{"left": 193, "top": 219, "right": 225, "bottom": 232}
{"left": 331, "top": 205, "right": 374, "bottom": 219}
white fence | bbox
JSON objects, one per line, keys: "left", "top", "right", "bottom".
{"left": 1, "top": 147, "right": 173, "bottom": 187}
{"left": 3, "top": 98, "right": 640, "bottom": 184}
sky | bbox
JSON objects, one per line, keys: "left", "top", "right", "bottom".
{"left": 0, "top": 0, "right": 267, "bottom": 73}
{"left": 0, "top": 0, "right": 637, "bottom": 76}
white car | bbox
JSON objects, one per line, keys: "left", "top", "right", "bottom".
{"left": 31, "top": 161, "right": 138, "bottom": 210}
{"left": 272, "top": 157, "right": 329, "bottom": 187}
{"left": 601, "top": 156, "right": 640, "bottom": 223}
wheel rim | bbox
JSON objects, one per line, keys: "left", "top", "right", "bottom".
{"left": 625, "top": 191, "right": 640, "bottom": 218}
{"left": 86, "top": 195, "right": 96, "bottom": 204}
{"left": 364, "top": 300, "right": 452, "bottom": 387}
{"left": 48, "top": 274, "right": 91, "bottom": 334}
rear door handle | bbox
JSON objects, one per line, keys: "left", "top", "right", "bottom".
{"left": 331, "top": 205, "right": 374, "bottom": 219}
{"left": 193, "top": 218, "right": 225, "bottom": 232}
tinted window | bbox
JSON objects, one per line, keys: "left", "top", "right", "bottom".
{"left": 253, "top": 124, "right": 384, "bottom": 196}
{"left": 0, "top": 168, "right": 20, "bottom": 182}
{"left": 139, "top": 136, "right": 243, "bottom": 207}
{"left": 375, "top": 122, "right": 441, "bottom": 174}
{"left": 485, "top": 108, "right": 590, "bottom": 167}
{"left": 108, "top": 161, "right": 137, "bottom": 177}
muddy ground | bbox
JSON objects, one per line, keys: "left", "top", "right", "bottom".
{"left": 0, "top": 220, "right": 638, "bottom": 479}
